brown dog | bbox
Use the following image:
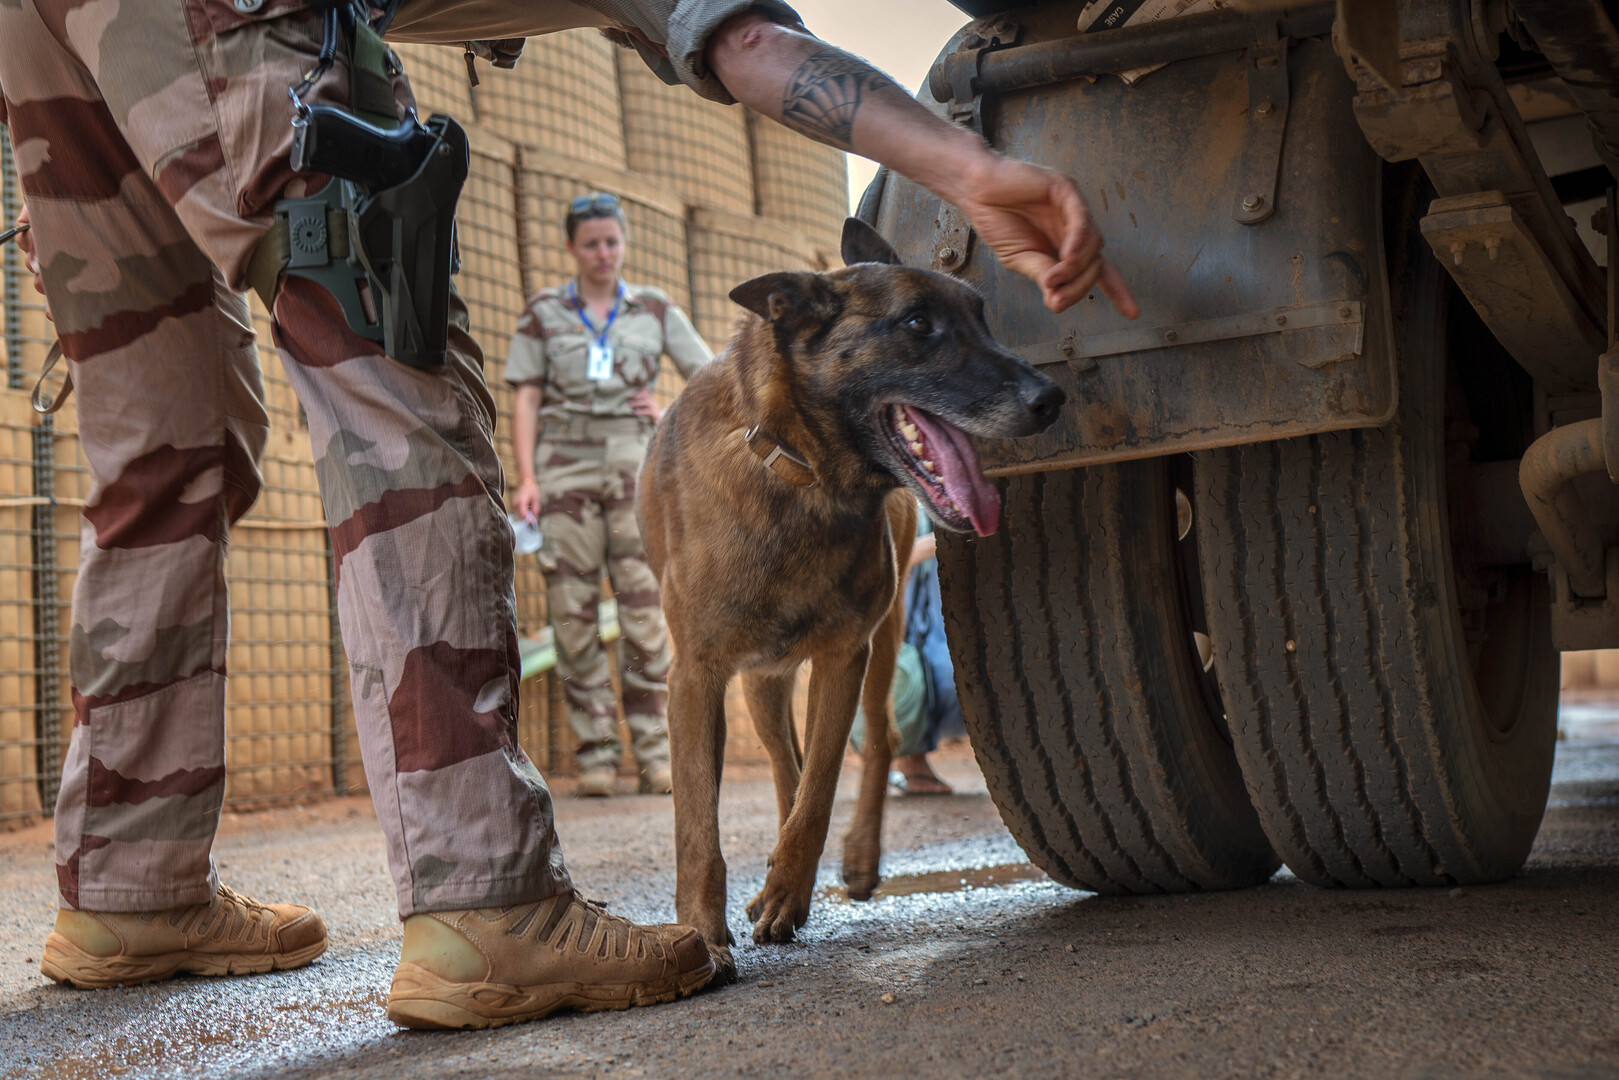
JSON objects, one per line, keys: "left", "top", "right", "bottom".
{"left": 637, "top": 219, "right": 1064, "bottom": 976}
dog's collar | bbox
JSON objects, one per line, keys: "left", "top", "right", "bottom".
{"left": 744, "top": 425, "right": 817, "bottom": 488}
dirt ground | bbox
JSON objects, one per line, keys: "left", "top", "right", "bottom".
{"left": 1, "top": 707, "right": 1617, "bottom": 1080}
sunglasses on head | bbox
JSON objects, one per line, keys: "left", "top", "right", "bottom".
{"left": 569, "top": 193, "right": 622, "bottom": 214}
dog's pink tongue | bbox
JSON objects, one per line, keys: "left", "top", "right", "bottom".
{"left": 909, "top": 408, "right": 1001, "bottom": 536}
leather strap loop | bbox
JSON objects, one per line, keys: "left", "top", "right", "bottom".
{"left": 744, "top": 425, "right": 817, "bottom": 488}
{"left": 31, "top": 340, "right": 72, "bottom": 415}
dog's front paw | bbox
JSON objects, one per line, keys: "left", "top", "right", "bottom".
{"left": 748, "top": 881, "right": 810, "bottom": 943}
{"left": 706, "top": 943, "right": 738, "bottom": 987}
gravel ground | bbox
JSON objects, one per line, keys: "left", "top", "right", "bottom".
{"left": 2, "top": 713, "right": 1617, "bottom": 1080}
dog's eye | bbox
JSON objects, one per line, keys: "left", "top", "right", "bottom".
{"left": 904, "top": 315, "right": 933, "bottom": 335}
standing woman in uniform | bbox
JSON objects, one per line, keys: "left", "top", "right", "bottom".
{"left": 507, "top": 193, "right": 712, "bottom": 797}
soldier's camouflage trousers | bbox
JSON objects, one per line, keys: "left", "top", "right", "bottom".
{"left": 536, "top": 418, "right": 670, "bottom": 773}
{"left": 0, "top": 0, "right": 571, "bottom": 916}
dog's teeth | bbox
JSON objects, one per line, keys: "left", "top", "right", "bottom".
{"left": 910, "top": 440, "right": 924, "bottom": 455}
{"left": 900, "top": 422, "right": 919, "bottom": 440}
{"left": 921, "top": 459, "right": 935, "bottom": 471}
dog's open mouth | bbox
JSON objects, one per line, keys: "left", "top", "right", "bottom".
{"left": 883, "top": 404, "right": 1001, "bottom": 536}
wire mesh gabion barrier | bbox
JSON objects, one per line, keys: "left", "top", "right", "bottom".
{"left": 472, "top": 30, "right": 628, "bottom": 170}
{"left": 0, "top": 38, "right": 849, "bottom": 825}
{"left": 394, "top": 41, "right": 476, "bottom": 121}
{"left": 686, "top": 207, "right": 820, "bottom": 348}
{"left": 616, "top": 48, "right": 755, "bottom": 216}
{"left": 747, "top": 110, "right": 850, "bottom": 258}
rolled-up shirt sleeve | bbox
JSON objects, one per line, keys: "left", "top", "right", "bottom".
{"left": 505, "top": 308, "right": 548, "bottom": 386}
{"left": 662, "top": 302, "right": 714, "bottom": 378}
{"left": 663, "top": 0, "right": 803, "bottom": 103}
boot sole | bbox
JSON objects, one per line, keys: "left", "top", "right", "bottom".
{"left": 386, "top": 956, "right": 717, "bottom": 1030}
{"left": 39, "top": 931, "right": 328, "bottom": 989}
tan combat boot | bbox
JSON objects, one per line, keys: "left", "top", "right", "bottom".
{"left": 386, "top": 890, "right": 715, "bottom": 1029}
{"left": 574, "top": 766, "right": 617, "bottom": 798}
{"left": 40, "top": 884, "right": 327, "bottom": 989}
{"left": 639, "top": 760, "right": 673, "bottom": 795}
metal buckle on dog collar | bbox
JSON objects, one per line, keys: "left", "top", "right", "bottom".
{"left": 744, "top": 425, "right": 817, "bottom": 488}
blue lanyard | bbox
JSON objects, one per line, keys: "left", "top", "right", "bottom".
{"left": 570, "top": 281, "right": 624, "bottom": 346}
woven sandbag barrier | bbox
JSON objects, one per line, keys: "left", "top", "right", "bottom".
{"left": 747, "top": 110, "right": 850, "bottom": 260}
{"left": 0, "top": 392, "right": 43, "bottom": 822}
{"left": 616, "top": 48, "right": 755, "bottom": 216}
{"left": 687, "top": 207, "right": 821, "bottom": 348}
{"left": 473, "top": 30, "right": 628, "bottom": 170}
{"left": 0, "top": 122, "right": 60, "bottom": 825}
{"left": 392, "top": 42, "right": 475, "bottom": 122}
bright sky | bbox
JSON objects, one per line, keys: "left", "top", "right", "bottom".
{"left": 784, "top": 0, "right": 973, "bottom": 212}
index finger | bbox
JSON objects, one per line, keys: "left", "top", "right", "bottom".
{"left": 1097, "top": 259, "right": 1140, "bottom": 320}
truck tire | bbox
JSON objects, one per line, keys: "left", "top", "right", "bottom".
{"left": 937, "top": 460, "right": 1279, "bottom": 893}
{"left": 1192, "top": 173, "right": 1559, "bottom": 888}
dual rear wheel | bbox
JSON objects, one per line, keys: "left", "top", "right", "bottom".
{"left": 939, "top": 182, "right": 1559, "bottom": 892}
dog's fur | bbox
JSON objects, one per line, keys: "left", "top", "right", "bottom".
{"left": 638, "top": 219, "right": 1063, "bottom": 975}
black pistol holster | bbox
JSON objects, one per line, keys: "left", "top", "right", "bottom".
{"left": 247, "top": 3, "right": 467, "bottom": 369}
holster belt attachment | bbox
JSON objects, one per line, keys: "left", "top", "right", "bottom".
{"left": 251, "top": 6, "right": 468, "bottom": 369}
{"left": 249, "top": 108, "right": 468, "bottom": 369}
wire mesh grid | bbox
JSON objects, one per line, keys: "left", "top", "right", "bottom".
{"left": 472, "top": 30, "right": 628, "bottom": 169}
{"left": 687, "top": 208, "right": 819, "bottom": 349}
{"left": 616, "top": 48, "right": 754, "bottom": 215}
{"left": 0, "top": 393, "right": 43, "bottom": 822}
{"left": 457, "top": 143, "right": 554, "bottom": 766}
{"left": 1, "top": 125, "right": 62, "bottom": 824}
{"left": 518, "top": 165, "right": 695, "bottom": 414}
{"left": 747, "top": 110, "right": 850, "bottom": 257}
{"left": 394, "top": 41, "right": 475, "bottom": 121}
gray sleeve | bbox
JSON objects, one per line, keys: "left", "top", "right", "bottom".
{"left": 596, "top": 0, "right": 805, "bottom": 104}
{"left": 666, "top": 0, "right": 804, "bottom": 103}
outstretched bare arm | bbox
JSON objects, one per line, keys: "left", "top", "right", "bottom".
{"left": 706, "top": 13, "right": 1137, "bottom": 318}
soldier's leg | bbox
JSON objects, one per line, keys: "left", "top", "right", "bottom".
{"left": 13, "top": 0, "right": 570, "bottom": 916}
{"left": 537, "top": 442, "right": 618, "bottom": 775}
{"left": 0, "top": 1, "right": 269, "bottom": 912}
{"left": 603, "top": 435, "right": 670, "bottom": 770}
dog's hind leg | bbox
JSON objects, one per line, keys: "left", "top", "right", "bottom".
{"left": 749, "top": 645, "right": 869, "bottom": 943}
{"left": 742, "top": 667, "right": 803, "bottom": 830}
{"left": 669, "top": 657, "right": 738, "bottom": 979}
{"left": 843, "top": 494, "right": 917, "bottom": 899}
{"left": 842, "top": 590, "right": 904, "bottom": 900}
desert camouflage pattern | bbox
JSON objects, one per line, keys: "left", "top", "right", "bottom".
{"left": 534, "top": 417, "right": 671, "bottom": 772}
{"left": 506, "top": 285, "right": 710, "bottom": 421}
{"left": 507, "top": 287, "right": 710, "bottom": 772}
{"left": 0, "top": 0, "right": 582, "bottom": 917}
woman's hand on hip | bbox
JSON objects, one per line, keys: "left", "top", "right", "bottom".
{"left": 628, "top": 388, "right": 661, "bottom": 424}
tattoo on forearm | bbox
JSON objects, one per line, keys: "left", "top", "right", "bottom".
{"left": 780, "top": 48, "right": 896, "bottom": 151}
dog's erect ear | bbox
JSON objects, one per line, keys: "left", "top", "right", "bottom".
{"left": 730, "top": 271, "right": 834, "bottom": 324}
{"left": 841, "top": 218, "right": 901, "bottom": 267}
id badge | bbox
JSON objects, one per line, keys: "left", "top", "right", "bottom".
{"left": 587, "top": 342, "right": 614, "bottom": 381}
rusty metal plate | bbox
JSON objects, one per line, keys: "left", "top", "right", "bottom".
{"left": 872, "top": 15, "right": 1396, "bottom": 475}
